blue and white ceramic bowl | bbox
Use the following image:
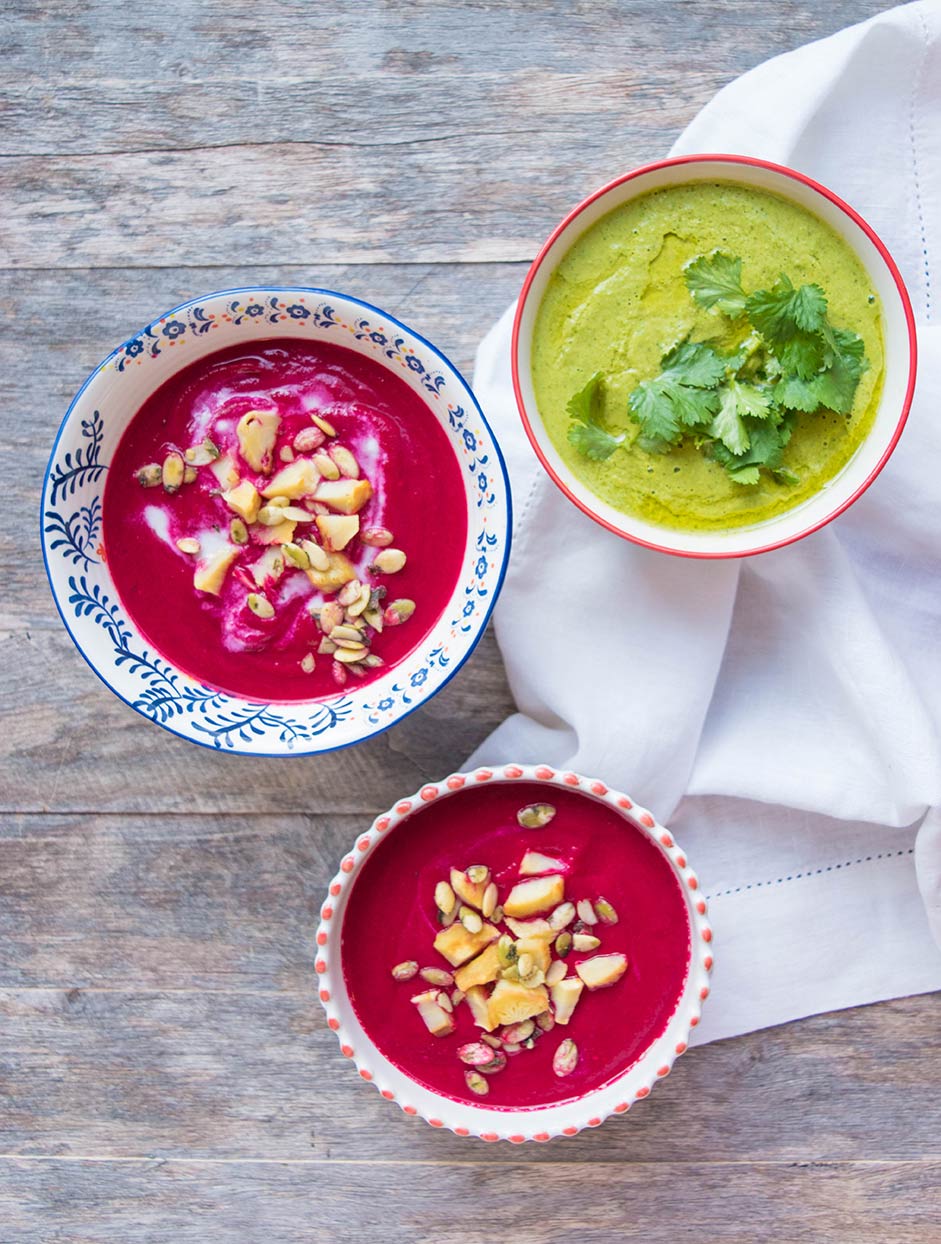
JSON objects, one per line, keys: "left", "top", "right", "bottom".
{"left": 41, "top": 287, "right": 511, "bottom": 755}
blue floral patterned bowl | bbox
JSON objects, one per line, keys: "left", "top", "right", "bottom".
{"left": 41, "top": 287, "right": 511, "bottom": 755}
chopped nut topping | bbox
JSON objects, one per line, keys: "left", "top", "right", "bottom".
{"left": 419, "top": 967, "right": 454, "bottom": 987}
{"left": 572, "top": 933, "right": 601, "bottom": 952}
{"left": 175, "top": 537, "right": 201, "bottom": 555}
{"left": 360, "top": 526, "right": 394, "bottom": 548}
{"left": 552, "top": 1038, "right": 579, "bottom": 1078}
{"left": 329, "top": 444, "right": 360, "bottom": 478}
{"left": 293, "top": 426, "right": 326, "bottom": 453}
{"left": 162, "top": 452, "right": 185, "bottom": 494}
{"left": 516, "top": 803, "right": 557, "bottom": 829}
{"left": 384, "top": 599, "right": 416, "bottom": 626}
{"left": 457, "top": 1042, "right": 496, "bottom": 1066}
{"left": 464, "top": 1070, "right": 489, "bottom": 1096}
{"left": 311, "top": 413, "right": 337, "bottom": 438}
{"left": 300, "top": 653, "right": 316, "bottom": 674}
{"left": 595, "top": 897, "right": 619, "bottom": 925}
{"left": 136, "top": 463, "right": 163, "bottom": 488}
{"left": 247, "top": 593, "right": 275, "bottom": 619}
{"left": 371, "top": 547, "right": 407, "bottom": 574}
{"left": 576, "top": 899, "right": 599, "bottom": 926}
{"left": 229, "top": 518, "right": 249, "bottom": 545}
{"left": 313, "top": 452, "right": 340, "bottom": 480}
{"left": 434, "top": 881, "right": 457, "bottom": 917}
{"left": 391, "top": 960, "right": 419, "bottom": 981}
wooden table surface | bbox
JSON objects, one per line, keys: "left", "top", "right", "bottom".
{"left": 4, "top": 2, "right": 939, "bottom": 1240}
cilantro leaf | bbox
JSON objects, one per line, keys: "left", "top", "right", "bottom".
{"left": 726, "top": 378, "right": 773, "bottom": 420}
{"left": 710, "top": 387, "right": 750, "bottom": 455}
{"left": 566, "top": 371, "right": 605, "bottom": 424}
{"left": 661, "top": 340, "right": 728, "bottom": 388}
{"left": 747, "top": 276, "right": 829, "bottom": 379}
{"left": 628, "top": 378, "right": 682, "bottom": 443}
{"left": 568, "top": 421, "right": 624, "bottom": 461}
{"left": 729, "top": 465, "right": 761, "bottom": 486}
{"left": 815, "top": 326, "right": 867, "bottom": 414}
{"left": 684, "top": 252, "right": 747, "bottom": 316}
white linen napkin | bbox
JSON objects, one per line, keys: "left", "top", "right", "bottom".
{"left": 468, "top": 0, "right": 941, "bottom": 1043}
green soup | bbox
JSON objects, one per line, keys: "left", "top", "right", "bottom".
{"left": 531, "top": 181, "right": 884, "bottom": 532}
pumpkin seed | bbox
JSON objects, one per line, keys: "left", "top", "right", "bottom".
{"left": 595, "top": 897, "right": 619, "bottom": 925}
{"left": 247, "top": 594, "right": 275, "bottom": 619}
{"left": 256, "top": 505, "right": 286, "bottom": 526}
{"left": 319, "top": 601, "right": 345, "bottom": 634}
{"left": 545, "top": 960, "right": 567, "bottom": 986}
{"left": 300, "top": 540, "right": 330, "bottom": 572}
{"left": 300, "top": 653, "right": 316, "bottom": 674}
{"left": 337, "top": 579, "right": 362, "bottom": 608}
{"left": 420, "top": 967, "right": 454, "bottom": 987}
{"left": 479, "top": 1050, "right": 508, "bottom": 1074}
{"left": 183, "top": 466, "right": 198, "bottom": 485}
{"left": 549, "top": 901, "right": 576, "bottom": 932}
{"left": 458, "top": 1042, "right": 497, "bottom": 1066}
{"left": 481, "top": 882, "right": 498, "bottom": 919}
{"left": 383, "top": 599, "right": 416, "bottom": 627}
{"left": 229, "top": 518, "right": 249, "bottom": 545}
{"left": 175, "top": 537, "right": 201, "bottom": 555}
{"left": 435, "top": 881, "right": 456, "bottom": 917}
{"left": 282, "top": 542, "right": 310, "bottom": 570}
{"left": 372, "top": 548, "right": 406, "bottom": 574}
{"left": 573, "top": 933, "right": 601, "bottom": 952}
{"left": 460, "top": 907, "right": 483, "bottom": 935}
{"left": 293, "top": 426, "right": 326, "bottom": 453}
{"left": 313, "top": 452, "right": 339, "bottom": 480}
{"left": 517, "top": 803, "right": 556, "bottom": 829}
{"left": 577, "top": 899, "right": 599, "bottom": 926}
{"left": 554, "top": 931, "right": 572, "bottom": 959}
{"left": 391, "top": 961, "right": 418, "bottom": 982}
{"left": 333, "top": 646, "right": 367, "bottom": 664}
{"left": 311, "top": 413, "right": 337, "bottom": 438}
{"left": 329, "top": 445, "right": 360, "bottom": 478}
{"left": 481, "top": 1033, "right": 502, "bottom": 1049}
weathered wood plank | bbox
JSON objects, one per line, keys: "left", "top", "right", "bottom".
{"left": 1, "top": 1, "right": 891, "bottom": 268}
{"left": 2, "top": 1156, "right": 939, "bottom": 1244}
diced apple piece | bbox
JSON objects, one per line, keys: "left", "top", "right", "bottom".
{"left": 250, "top": 547, "right": 285, "bottom": 588}
{"left": 305, "top": 551, "right": 357, "bottom": 594}
{"left": 504, "top": 916, "right": 555, "bottom": 940}
{"left": 193, "top": 544, "right": 239, "bottom": 596}
{"left": 222, "top": 480, "right": 261, "bottom": 524}
{"left": 575, "top": 953, "right": 628, "bottom": 991}
{"left": 433, "top": 920, "right": 499, "bottom": 968}
{"left": 450, "top": 868, "right": 487, "bottom": 911}
{"left": 316, "top": 513, "right": 359, "bottom": 552}
{"left": 464, "top": 985, "right": 495, "bottom": 1031}
{"left": 314, "top": 477, "right": 373, "bottom": 515}
{"left": 412, "top": 992, "right": 455, "bottom": 1038}
{"left": 513, "top": 936, "right": 551, "bottom": 975}
{"left": 260, "top": 458, "right": 320, "bottom": 500}
{"left": 454, "top": 942, "right": 503, "bottom": 993}
{"left": 254, "top": 519, "right": 296, "bottom": 546}
{"left": 210, "top": 453, "right": 240, "bottom": 490}
{"left": 550, "top": 977, "right": 584, "bottom": 1025}
{"left": 503, "top": 874, "right": 565, "bottom": 919}
{"left": 487, "top": 979, "right": 549, "bottom": 1028}
{"left": 520, "top": 850, "right": 567, "bottom": 876}
{"left": 236, "top": 409, "right": 280, "bottom": 474}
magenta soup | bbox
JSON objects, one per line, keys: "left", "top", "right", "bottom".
{"left": 341, "top": 781, "right": 692, "bottom": 1109}
{"left": 102, "top": 339, "right": 467, "bottom": 702}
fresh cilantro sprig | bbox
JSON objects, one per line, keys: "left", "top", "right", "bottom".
{"left": 565, "top": 250, "right": 869, "bottom": 486}
{"left": 566, "top": 373, "right": 625, "bottom": 461}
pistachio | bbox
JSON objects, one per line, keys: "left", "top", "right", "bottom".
{"left": 517, "top": 803, "right": 557, "bottom": 829}
{"left": 458, "top": 1042, "right": 498, "bottom": 1067}
{"left": 517, "top": 952, "right": 535, "bottom": 979}
{"left": 300, "top": 540, "right": 331, "bottom": 572}
{"left": 464, "top": 1070, "right": 489, "bottom": 1097}
{"left": 545, "top": 960, "right": 567, "bottom": 987}
{"left": 466, "top": 865, "right": 490, "bottom": 885}
{"left": 478, "top": 1050, "right": 508, "bottom": 1074}
{"left": 360, "top": 526, "right": 394, "bottom": 548}
{"left": 535, "top": 1010, "right": 556, "bottom": 1033}
{"left": 175, "top": 537, "right": 201, "bottom": 555}
{"left": 519, "top": 966, "right": 545, "bottom": 990}
{"left": 554, "top": 931, "right": 573, "bottom": 959}
{"left": 371, "top": 547, "right": 407, "bottom": 574}
{"left": 490, "top": 904, "right": 504, "bottom": 924}
{"left": 383, "top": 599, "right": 416, "bottom": 627}
{"left": 434, "top": 880, "right": 457, "bottom": 917}
{"left": 329, "top": 624, "right": 365, "bottom": 644}
{"left": 460, "top": 907, "right": 483, "bottom": 935}
{"left": 184, "top": 466, "right": 198, "bottom": 485}
{"left": 391, "top": 960, "right": 419, "bottom": 982}
{"left": 552, "top": 1038, "right": 579, "bottom": 1078}
{"left": 318, "top": 638, "right": 338, "bottom": 656}
{"left": 229, "top": 518, "right": 249, "bottom": 545}
{"left": 136, "top": 463, "right": 163, "bottom": 488}
{"left": 282, "top": 542, "right": 310, "bottom": 570}
{"left": 300, "top": 653, "right": 316, "bottom": 674}
{"left": 247, "top": 593, "right": 275, "bottom": 619}
{"left": 499, "top": 1019, "right": 534, "bottom": 1045}
{"left": 162, "top": 452, "right": 185, "bottom": 493}
{"left": 329, "top": 445, "right": 360, "bottom": 478}
{"left": 480, "top": 1033, "right": 503, "bottom": 1050}
{"left": 184, "top": 439, "right": 220, "bottom": 466}
{"left": 549, "top": 901, "right": 576, "bottom": 932}
{"left": 362, "top": 654, "right": 384, "bottom": 669}
{"left": 363, "top": 607, "right": 384, "bottom": 632}
{"left": 420, "top": 967, "right": 454, "bottom": 987}
{"left": 293, "top": 425, "right": 326, "bottom": 453}
{"left": 496, "top": 935, "right": 517, "bottom": 969}
{"left": 595, "top": 897, "right": 619, "bottom": 925}
{"left": 481, "top": 881, "right": 498, "bottom": 919}
{"left": 313, "top": 452, "right": 340, "bottom": 480}
{"left": 577, "top": 899, "right": 599, "bottom": 926}
{"left": 311, "top": 413, "right": 337, "bottom": 438}
{"left": 256, "top": 505, "right": 287, "bottom": 526}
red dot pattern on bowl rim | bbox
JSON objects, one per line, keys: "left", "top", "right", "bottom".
{"left": 314, "top": 765, "right": 712, "bottom": 1143}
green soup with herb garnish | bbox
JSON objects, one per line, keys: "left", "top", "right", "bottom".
{"left": 531, "top": 181, "right": 884, "bottom": 532}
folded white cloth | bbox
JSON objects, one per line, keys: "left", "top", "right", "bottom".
{"left": 468, "top": 0, "right": 941, "bottom": 1042}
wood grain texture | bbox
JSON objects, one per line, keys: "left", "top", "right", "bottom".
{"left": 2, "top": 0, "right": 937, "bottom": 1239}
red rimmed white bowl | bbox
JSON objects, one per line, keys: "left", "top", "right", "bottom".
{"left": 315, "top": 764, "right": 712, "bottom": 1142}
{"left": 512, "top": 154, "right": 917, "bottom": 559}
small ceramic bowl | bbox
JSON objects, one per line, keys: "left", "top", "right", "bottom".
{"left": 512, "top": 154, "right": 917, "bottom": 558}
{"left": 316, "top": 764, "right": 712, "bottom": 1141}
{"left": 41, "top": 288, "right": 511, "bottom": 755}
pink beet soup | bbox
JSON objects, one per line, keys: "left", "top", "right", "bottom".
{"left": 342, "top": 781, "right": 692, "bottom": 1109}
{"left": 103, "top": 338, "right": 467, "bottom": 702}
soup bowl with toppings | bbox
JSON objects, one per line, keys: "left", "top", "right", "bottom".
{"left": 513, "top": 154, "right": 917, "bottom": 558}
{"left": 317, "top": 765, "right": 711, "bottom": 1141}
{"left": 42, "top": 288, "right": 510, "bottom": 754}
